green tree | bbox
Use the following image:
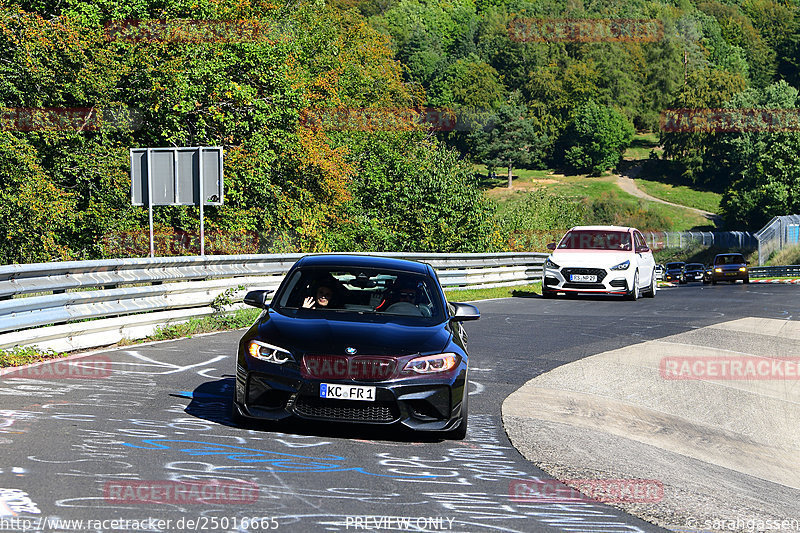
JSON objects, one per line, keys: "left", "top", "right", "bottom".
{"left": 0, "top": 133, "right": 76, "bottom": 263}
{"left": 716, "top": 81, "right": 800, "bottom": 229}
{"left": 337, "top": 133, "right": 500, "bottom": 252}
{"left": 559, "top": 101, "right": 634, "bottom": 175}
{"left": 469, "top": 103, "right": 547, "bottom": 188}
{"left": 427, "top": 57, "right": 506, "bottom": 108}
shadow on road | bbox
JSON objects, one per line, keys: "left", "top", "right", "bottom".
{"left": 180, "top": 378, "right": 447, "bottom": 443}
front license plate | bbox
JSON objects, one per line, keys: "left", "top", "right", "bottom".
{"left": 320, "top": 383, "right": 376, "bottom": 402}
{"left": 570, "top": 274, "right": 597, "bottom": 282}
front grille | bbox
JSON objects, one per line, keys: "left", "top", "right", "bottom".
{"left": 544, "top": 276, "right": 559, "bottom": 286}
{"left": 562, "top": 268, "right": 607, "bottom": 283}
{"left": 293, "top": 396, "right": 398, "bottom": 423}
{"left": 609, "top": 279, "right": 628, "bottom": 288}
{"left": 563, "top": 283, "right": 606, "bottom": 289}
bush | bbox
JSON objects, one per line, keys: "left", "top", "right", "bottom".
{"left": 496, "top": 190, "right": 584, "bottom": 251}
{"left": 337, "top": 134, "right": 502, "bottom": 252}
{"left": 767, "top": 245, "right": 800, "bottom": 266}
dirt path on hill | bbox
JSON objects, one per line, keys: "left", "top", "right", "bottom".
{"left": 617, "top": 163, "right": 722, "bottom": 226}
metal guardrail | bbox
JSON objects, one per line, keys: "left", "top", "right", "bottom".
{"left": 749, "top": 265, "right": 800, "bottom": 278}
{"left": 0, "top": 252, "right": 546, "bottom": 353}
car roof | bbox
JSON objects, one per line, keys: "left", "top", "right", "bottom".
{"left": 568, "top": 225, "right": 634, "bottom": 232}
{"left": 714, "top": 253, "right": 744, "bottom": 258}
{"left": 294, "top": 254, "right": 431, "bottom": 275}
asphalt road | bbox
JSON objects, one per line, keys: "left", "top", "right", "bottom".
{"left": 1, "top": 282, "right": 797, "bottom": 533}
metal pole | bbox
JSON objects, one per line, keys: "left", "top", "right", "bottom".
{"left": 146, "top": 148, "right": 154, "bottom": 258}
{"left": 199, "top": 148, "right": 205, "bottom": 256}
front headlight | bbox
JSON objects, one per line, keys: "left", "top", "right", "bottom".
{"left": 715, "top": 268, "right": 722, "bottom": 273}
{"left": 545, "top": 258, "right": 560, "bottom": 270}
{"left": 739, "top": 267, "right": 747, "bottom": 272}
{"left": 610, "top": 260, "right": 630, "bottom": 271}
{"left": 403, "top": 353, "right": 459, "bottom": 374}
{"left": 248, "top": 340, "right": 293, "bottom": 364}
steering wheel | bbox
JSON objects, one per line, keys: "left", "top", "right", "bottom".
{"left": 384, "top": 302, "right": 424, "bottom": 316}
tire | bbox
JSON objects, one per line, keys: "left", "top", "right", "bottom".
{"left": 447, "top": 389, "right": 468, "bottom": 440}
{"left": 644, "top": 269, "right": 656, "bottom": 298}
{"left": 743, "top": 277, "right": 750, "bottom": 284}
{"left": 542, "top": 289, "right": 556, "bottom": 299}
{"left": 712, "top": 280, "right": 717, "bottom": 285}
{"left": 626, "top": 271, "right": 640, "bottom": 301}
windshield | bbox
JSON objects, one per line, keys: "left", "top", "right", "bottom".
{"left": 715, "top": 255, "right": 745, "bottom": 265}
{"left": 558, "top": 230, "right": 632, "bottom": 250}
{"left": 273, "top": 267, "right": 444, "bottom": 322}
{"left": 666, "top": 262, "right": 684, "bottom": 269}
{"left": 686, "top": 264, "right": 703, "bottom": 270}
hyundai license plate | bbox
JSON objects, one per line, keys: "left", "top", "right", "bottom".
{"left": 570, "top": 274, "right": 597, "bottom": 283}
{"left": 320, "top": 383, "right": 375, "bottom": 401}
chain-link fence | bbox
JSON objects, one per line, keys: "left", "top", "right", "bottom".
{"left": 642, "top": 231, "right": 756, "bottom": 251}
{"left": 755, "top": 215, "right": 800, "bottom": 265}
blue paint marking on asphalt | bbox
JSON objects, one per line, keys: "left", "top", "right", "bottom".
{"left": 177, "top": 390, "right": 228, "bottom": 399}
{"left": 121, "top": 439, "right": 436, "bottom": 479}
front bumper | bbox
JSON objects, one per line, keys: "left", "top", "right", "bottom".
{"left": 542, "top": 265, "right": 632, "bottom": 295}
{"left": 712, "top": 269, "right": 748, "bottom": 281}
{"left": 233, "top": 363, "right": 467, "bottom": 432}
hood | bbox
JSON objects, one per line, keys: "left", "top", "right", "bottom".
{"left": 550, "top": 250, "right": 633, "bottom": 268}
{"left": 256, "top": 310, "right": 452, "bottom": 356}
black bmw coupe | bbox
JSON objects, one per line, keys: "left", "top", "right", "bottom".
{"left": 232, "top": 254, "right": 480, "bottom": 439}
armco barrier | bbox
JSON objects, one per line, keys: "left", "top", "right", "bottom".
{"left": 0, "top": 252, "right": 546, "bottom": 353}
{"left": 749, "top": 265, "right": 800, "bottom": 278}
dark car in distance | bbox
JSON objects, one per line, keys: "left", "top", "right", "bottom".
{"left": 685, "top": 263, "right": 705, "bottom": 282}
{"left": 232, "top": 254, "right": 479, "bottom": 439}
{"left": 710, "top": 253, "right": 750, "bottom": 284}
{"left": 703, "top": 265, "right": 713, "bottom": 284}
{"left": 664, "top": 262, "right": 686, "bottom": 284}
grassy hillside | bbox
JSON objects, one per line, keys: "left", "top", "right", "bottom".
{"left": 479, "top": 164, "right": 711, "bottom": 232}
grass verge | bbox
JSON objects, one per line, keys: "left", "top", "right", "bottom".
{"left": 445, "top": 282, "right": 542, "bottom": 302}
{"left": 0, "top": 346, "right": 67, "bottom": 368}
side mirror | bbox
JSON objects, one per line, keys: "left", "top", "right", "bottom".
{"left": 636, "top": 246, "right": 650, "bottom": 253}
{"left": 243, "top": 289, "right": 273, "bottom": 309}
{"left": 546, "top": 242, "right": 556, "bottom": 251}
{"left": 450, "top": 302, "right": 480, "bottom": 321}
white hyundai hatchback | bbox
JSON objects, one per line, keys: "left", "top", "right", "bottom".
{"left": 542, "top": 225, "right": 656, "bottom": 300}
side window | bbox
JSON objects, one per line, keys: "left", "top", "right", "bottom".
{"left": 635, "top": 231, "right": 649, "bottom": 251}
